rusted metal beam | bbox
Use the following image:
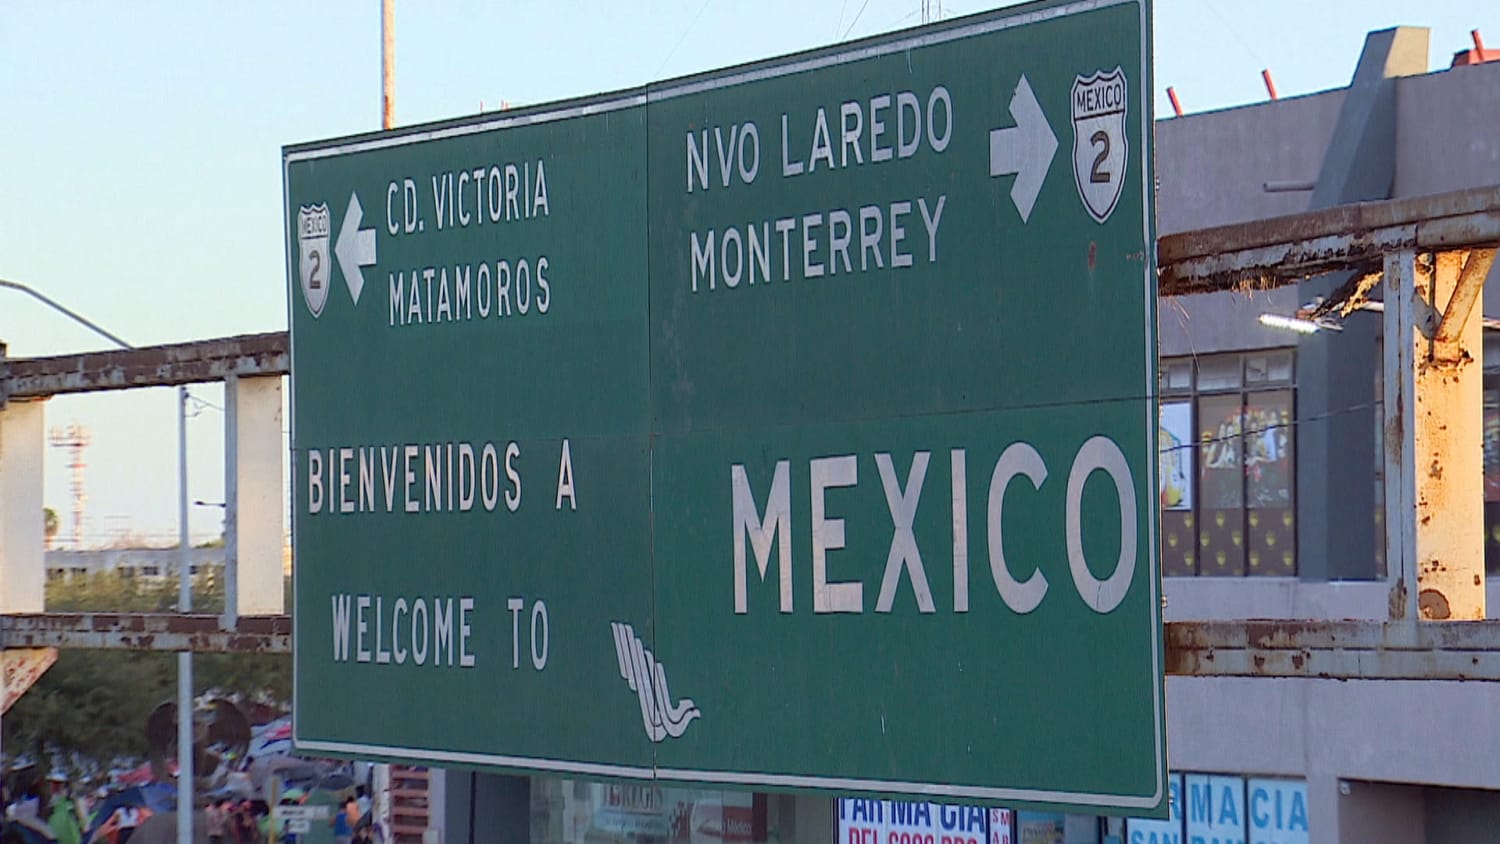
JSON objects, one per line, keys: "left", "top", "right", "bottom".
{"left": 1159, "top": 185, "right": 1500, "bottom": 296}
{"left": 0, "top": 613, "right": 290, "bottom": 653}
{"left": 1164, "top": 619, "right": 1500, "bottom": 681}
{"left": 2, "top": 331, "right": 288, "bottom": 399}
{"left": 6, "top": 613, "right": 1500, "bottom": 682}
{"left": 1434, "top": 247, "right": 1497, "bottom": 354}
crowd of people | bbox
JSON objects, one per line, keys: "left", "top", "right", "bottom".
{"left": 200, "top": 797, "right": 279, "bottom": 844}
{"left": 329, "top": 793, "right": 375, "bottom": 844}
{"left": 3, "top": 773, "right": 95, "bottom": 844}
{"left": 0, "top": 773, "right": 379, "bottom": 844}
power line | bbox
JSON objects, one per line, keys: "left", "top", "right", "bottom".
{"left": 1202, "top": 0, "right": 1270, "bottom": 76}
{"left": 880, "top": 9, "right": 923, "bottom": 31}
{"left": 842, "top": 0, "right": 874, "bottom": 39}
{"left": 1159, "top": 399, "right": 1380, "bottom": 455}
{"left": 656, "top": 0, "right": 716, "bottom": 77}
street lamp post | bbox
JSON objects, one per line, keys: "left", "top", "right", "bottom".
{"left": 176, "top": 385, "right": 194, "bottom": 844}
{"left": 0, "top": 279, "right": 133, "bottom": 349}
{"left": 1, "top": 279, "right": 195, "bottom": 844}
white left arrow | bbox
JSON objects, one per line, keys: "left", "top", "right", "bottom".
{"left": 988, "top": 74, "right": 1057, "bottom": 224}
{"left": 336, "top": 191, "right": 377, "bottom": 305}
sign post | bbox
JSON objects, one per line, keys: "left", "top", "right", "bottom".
{"left": 286, "top": 0, "right": 1161, "bottom": 814}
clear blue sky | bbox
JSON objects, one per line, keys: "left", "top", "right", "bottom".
{"left": 1, "top": 0, "right": 1494, "bottom": 544}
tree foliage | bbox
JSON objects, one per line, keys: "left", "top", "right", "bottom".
{"left": 5, "top": 649, "right": 175, "bottom": 776}
{"left": 3, "top": 571, "right": 290, "bottom": 774}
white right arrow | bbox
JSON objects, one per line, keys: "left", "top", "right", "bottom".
{"left": 988, "top": 75, "right": 1057, "bottom": 224}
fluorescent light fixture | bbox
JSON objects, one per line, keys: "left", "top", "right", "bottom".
{"left": 1258, "top": 312, "right": 1324, "bottom": 334}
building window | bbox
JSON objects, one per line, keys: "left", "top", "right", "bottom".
{"left": 141, "top": 565, "right": 161, "bottom": 577}
{"left": 1485, "top": 343, "right": 1500, "bottom": 575}
{"left": 1160, "top": 350, "right": 1296, "bottom": 577}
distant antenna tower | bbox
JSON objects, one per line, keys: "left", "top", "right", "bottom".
{"left": 921, "top": 0, "right": 943, "bottom": 23}
{"left": 48, "top": 423, "right": 91, "bottom": 549}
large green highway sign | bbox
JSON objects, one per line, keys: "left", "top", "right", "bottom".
{"left": 286, "top": 0, "right": 1162, "bottom": 814}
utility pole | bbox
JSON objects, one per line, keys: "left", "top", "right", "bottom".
{"left": 178, "top": 385, "right": 194, "bottom": 844}
{"left": 382, "top": 0, "right": 395, "bottom": 129}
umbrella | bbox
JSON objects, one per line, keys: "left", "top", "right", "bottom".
{"left": 4, "top": 819, "right": 55, "bottom": 844}
{"left": 118, "top": 811, "right": 211, "bottom": 844}
{"left": 201, "top": 786, "right": 243, "bottom": 803}
{"left": 316, "top": 772, "right": 354, "bottom": 792}
{"left": 248, "top": 720, "right": 293, "bottom": 758}
{"left": 246, "top": 756, "right": 320, "bottom": 796}
{"left": 251, "top": 718, "right": 292, "bottom": 741}
{"left": 139, "top": 783, "right": 180, "bottom": 814}
{"left": 83, "top": 788, "right": 157, "bottom": 844}
{"left": 146, "top": 700, "right": 252, "bottom": 785}
{"left": 250, "top": 738, "right": 293, "bottom": 758}
{"left": 113, "top": 763, "right": 158, "bottom": 788}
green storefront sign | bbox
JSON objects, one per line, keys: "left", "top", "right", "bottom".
{"left": 286, "top": 0, "right": 1163, "bottom": 814}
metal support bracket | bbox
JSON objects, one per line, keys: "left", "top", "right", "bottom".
{"left": 1164, "top": 619, "right": 1500, "bottom": 681}
{"left": 1434, "top": 247, "right": 1497, "bottom": 360}
{"left": 1306, "top": 270, "right": 1384, "bottom": 321}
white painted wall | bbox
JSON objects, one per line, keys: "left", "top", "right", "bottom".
{"left": 0, "top": 399, "right": 46, "bottom": 613}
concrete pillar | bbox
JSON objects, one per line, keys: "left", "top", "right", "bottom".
{"left": 1335, "top": 779, "right": 1425, "bottom": 843}
{"left": 448, "top": 772, "right": 529, "bottom": 844}
{"left": 1416, "top": 251, "right": 1486, "bottom": 619}
{"left": 790, "top": 795, "right": 835, "bottom": 844}
{"left": 223, "top": 375, "right": 285, "bottom": 622}
{"left": 1304, "top": 773, "right": 1342, "bottom": 844}
{"left": 427, "top": 768, "right": 446, "bottom": 844}
{"left": 1384, "top": 249, "right": 1488, "bottom": 621}
{"left": 1308, "top": 27, "right": 1430, "bottom": 211}
{"left": 1297, "top": 26, "right": 1430, "bottom": 582}
{"left": 372, "top": 764, "right": 392, "bottom": 841}
{"left": 0, "top": 398, "right": 46, "bottom": 613}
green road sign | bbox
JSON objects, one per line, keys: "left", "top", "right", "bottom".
{"left": 286, "top": 0, "right": 1162, "bottom": 815}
